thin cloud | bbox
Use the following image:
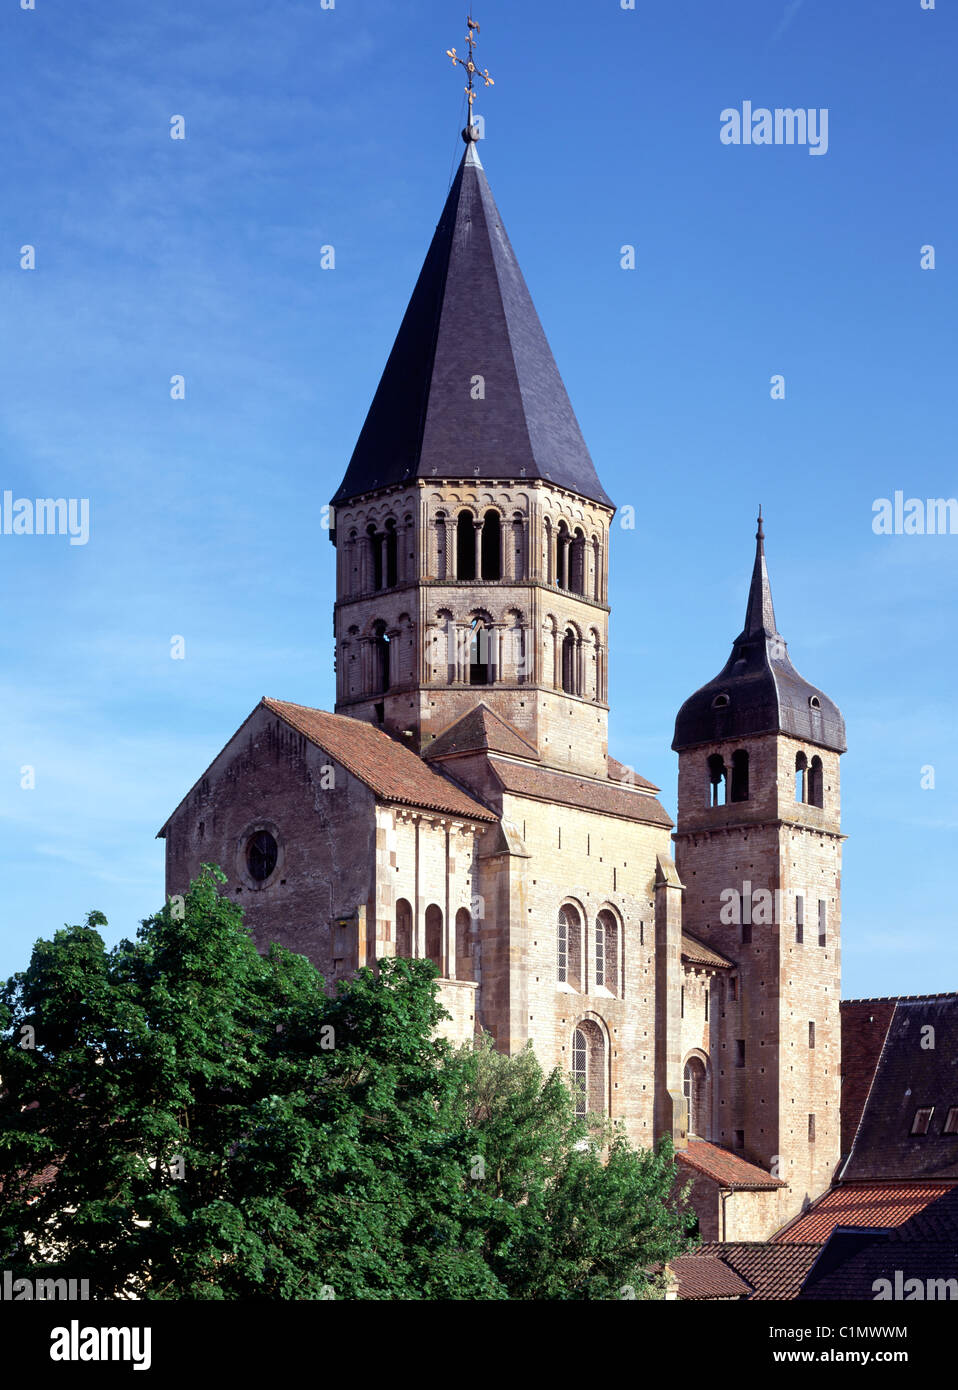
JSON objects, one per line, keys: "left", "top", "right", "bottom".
{"left": 770, "top": 0, "right": 806, "bottom": 46}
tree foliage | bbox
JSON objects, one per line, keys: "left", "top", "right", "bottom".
{"left": 0, "top": 868, "right": 694, "bottom": 1299}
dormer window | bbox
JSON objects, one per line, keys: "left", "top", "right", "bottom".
{"left": 809, "top": 695, "right": 821, "bottom": 710}
{"left": 712, "top": 693, "right": 730, "bottom": 709}
{"left": 911, "top": 1107, "right": 934, "bottom": 1135}
{"left": 944, "top": 1108, "right": 958, "bottom": 1135}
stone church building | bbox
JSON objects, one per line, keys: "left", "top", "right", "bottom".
{"left": 159, "top": 131, "right": 847, "bottom": 1242}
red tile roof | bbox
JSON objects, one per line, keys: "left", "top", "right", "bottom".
{"left": 681, "top": 931, "right": 735, "bottom": 971}
{"left": 775, "top": 1181, "right": 958, "bottom": 1244}
{"left": 423, "top": 703, "right": 540, "bottom": 761}
{"left": 678, "top": 1243, "right": 822, "bottom": 1300}
{"left": 607, "top": 756, "right": 659, "bottom": 792}
{"left": 488, "top": 757, "right": 673, "bottom": 828}
{"left": 668, "top": 1254, "right": 751, "bottom": 1300}
{"left": 676, "top": 1140, "right": 785, "bottom": 1191}
{"left": 262, "top": 699, "right": 496, "bottom": 822}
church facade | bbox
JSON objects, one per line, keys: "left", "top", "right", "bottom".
{"left": 159, "top": 131, "right": 846, "bottom": 1242}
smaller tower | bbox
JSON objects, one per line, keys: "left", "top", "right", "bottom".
{"left": 672, "top": 515, "right": 846, "bottom": 1227}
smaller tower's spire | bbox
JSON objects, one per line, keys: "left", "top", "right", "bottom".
{"left": 742, "top": 507, "right": 777, "bottom": 639}
{"left": 446, "top": 12, "right": 494, "bottom": 143}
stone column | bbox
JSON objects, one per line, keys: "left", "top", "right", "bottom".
{"left": 474, "top": 518, "right": 484, "bottom": 579}
{"left": 654, "top": 853, "right": 687, "bottom": 1149}
{"left": 446, "top": 516, "right": 457, "bottom": 580}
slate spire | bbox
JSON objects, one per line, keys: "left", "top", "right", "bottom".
{"left": 331, "top": 140, "right": 612, "bottom": 508}
{"left": 741, "top": 507, "right": 779, "bottom": 639}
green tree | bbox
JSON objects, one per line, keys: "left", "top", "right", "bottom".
{"left": 0, "top": 868, "right": 693, "bottom": 1299}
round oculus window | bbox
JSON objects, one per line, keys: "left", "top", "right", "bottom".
{"left": 246, "top": 830, "right": 278, "bottom": 881}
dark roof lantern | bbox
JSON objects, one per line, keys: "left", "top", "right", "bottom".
{"left": 672, "top": 514, "right": 846, "bottom": 754}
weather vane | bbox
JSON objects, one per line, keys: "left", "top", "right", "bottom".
{"left": 446, "top": 13, "right": 494, "bottom": 143}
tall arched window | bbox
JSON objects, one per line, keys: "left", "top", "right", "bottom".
{"left": 367, "top": 523, "right": 383, "bottom": 592}
{"left": 592, "top": 536, "right": 602, "bottom": 601}
{"left": 561, "top": 629, "right": 578, "bottom": 694}
{"left": 795, "top": 752, "right": 808, "bottom": 803}
{"left": 571, "top": 1021, "right": 606, "bottom": 1117}
{"left": 384, "top": 518, "right": 398, "bottom": 588}
{"left": 569, "top": 529, "right": 586, "bottom": 595}
{"left": 372, "top": 622, "right": 390, "bottom": 693}
{"left": 595, "top": 910, "right": 619, "bottom": 994}
{"left": 425, "top": 904, "right": 443, "bottom": 971}
{"left": 707, "top": 753, "right": 727, "bottom": 807}
{"left": 395, "top": 898, "right": 413, "bottom": 958}
{"left": 469, "top": 619, "right": 490, "bottom": 685}
{"left": 556, "top": 521, "right": 570, "bottom": 589}
{"left": 372, "top": 621, "right": 390, "bottom": 694}
{"left": 481, "top": 510, "right": 501, "bottom": 580}
{"left": 684, "top": 1057, "right": 708, "bottom": 1137}
{"left": 455, "top": 906, "right": 476, "bottom": 982}
{"left": 730, "top": 749, "right": 749, "bottom": 803}
{"left": 557, "top": 905, "right": 582, "bottom": 990}
{"left": 808, "top": 755, "right": 823, "bottom": 808}
{"left": 457, "top": 511, "right": 476, "bottom": 580}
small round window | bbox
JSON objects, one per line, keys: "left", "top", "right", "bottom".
{"left": 246, "top": 830, "right": 278, "bottom": 881}
{"left": 712, "top": 693, "right": 730, "bottom": 709}
{"left": 809, "top": 695, "right": 821, "bottom": 710}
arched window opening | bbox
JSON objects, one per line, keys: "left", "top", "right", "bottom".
{"left": 808, "top": 755, "right": 824, "bottom": 808}
{"left": 558, "top": 906, "right": 582, "bottom": 990}
{"left": 795, "top": 752, "right": 808, "bottom": 803}
{"left": 469, "top": 619, "right": 490, "bottom": 685}
{"left": 556, "top": 522, "right": 570, "bottom": 589}
{"left": 395, "top": 899, "right": 413, "bottom": 959}
{"left": 457, "top": 511, "right": 476, "bottom": 580}
{"left": 569, "top": 529, "right": 586, "bottom": 595}
{"left": 571, "top": 1021, "right": 606, "bottom": 1118}
{"left": 455, "top": 906, "right": 476, "bottom": 981}
{"left": 561, "top": 629, "right": 578, "bottom": 695}
{"left": 684, "top": 1057, "right": 708, "bottom": 1138}
{"left": 373, "top": 621, "right": 390, "bottom": 694}
{"left": 384, "top": 518, "right": 398, "bottom": 588}
{"left": 707, "top": 754, "right": 727, "bottom": 807}
{"left": 367, "top": 524, "right": 383, "bottom": 592}
{"left": 730, "top": 749, "right": 749, "bottom": 803}
{"left": 481, "top": 510, "right": 501, "bottom": 580}
{"left": 425, "top": 904, "right": 443, "bottom": 972}
{"left": 595, "top": 910, "right": 619, "bottom": 994}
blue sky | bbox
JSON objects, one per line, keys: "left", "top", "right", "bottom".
{"left": 0, "top": 0, "right": 955, "bottom": 997}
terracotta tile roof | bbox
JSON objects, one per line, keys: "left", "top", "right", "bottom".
{"left": 423, "top": 704, "right": 540, "bottom": 761}
{"left": 607, "top": 756, "right": 659, "bottom": 792}
{"left": 775, "top": 1182, "right": 957, "bottom": 1244}
{"left": 488, "top": 757, "right": 673, "bottom": 828}
{"left": 840, "top": 994, "right": 958, "bottom": 1183}
{"left": 797, "top": 1189, "right": 958, "bottom": 1299}
{"left": 668, "top": 1254, "right": 751, "bottom": 1300}
{"left": 683, "top": 1243, "right": 822, "bottom": 1300}
{"left": 681, "top": 931, "right": 735, "bottom": 971}
{"left": 262, "top": 699, "right": 496, "bottom": 822}
{"left": 676, "top": 1140, "right": 785, "bottom": 1191}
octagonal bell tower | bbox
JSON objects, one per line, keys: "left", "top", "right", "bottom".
{"left": 328, "top": 135, "right": 615, "bottom": 778}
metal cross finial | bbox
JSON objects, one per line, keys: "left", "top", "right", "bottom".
{"left": 446, "top": 12, "right": 494, "bottom": 142}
